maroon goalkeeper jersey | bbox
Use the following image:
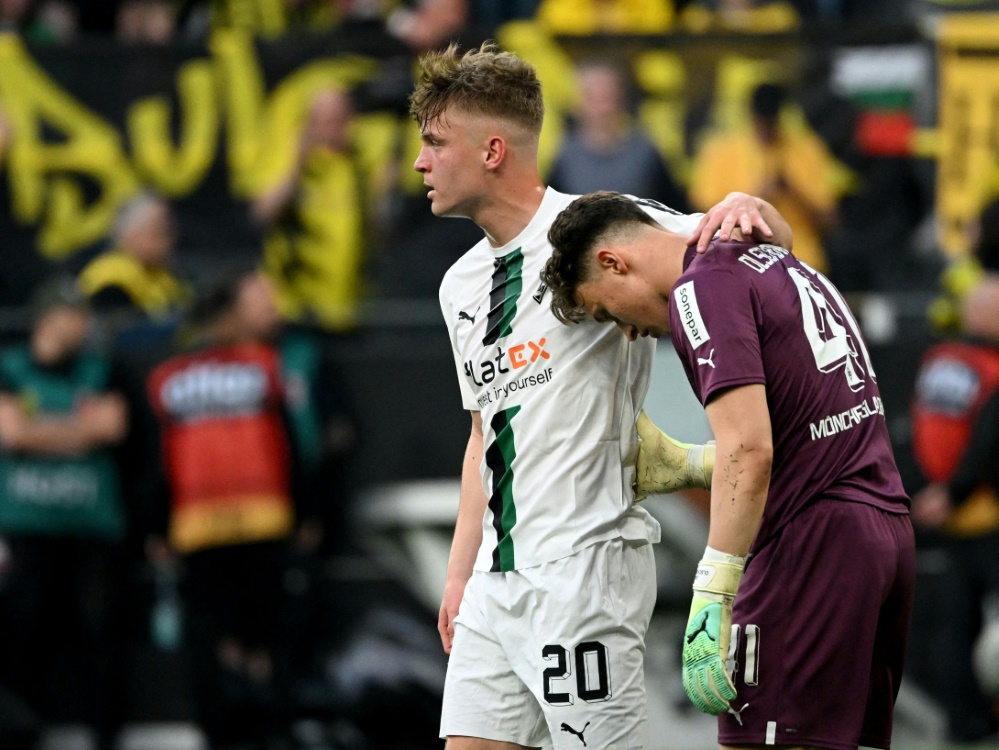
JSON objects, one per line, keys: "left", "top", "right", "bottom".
{"left": 668, "top": 241, "right": 909, "bottom": 553}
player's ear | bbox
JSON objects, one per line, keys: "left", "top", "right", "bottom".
{"left": 483, "top": 135, "right": 506, "bottom": 171}
{"left": 594, "top": 247, "right": 628, "bottom": 275}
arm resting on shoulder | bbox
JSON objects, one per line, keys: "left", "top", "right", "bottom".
{"left": 688, "top": 192, "right": 794, "bottom": 254}
{"left": 754, "top": 196, "right": 793, "bottom": 250}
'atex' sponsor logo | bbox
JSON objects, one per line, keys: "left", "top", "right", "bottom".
{"left": 464, "top": 338, "right": 553, "bottom": 408}
{"left": 463, "top": 338, "right": 550, "bottom": 386}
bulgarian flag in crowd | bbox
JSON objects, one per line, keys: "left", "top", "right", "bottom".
{"left": 832, "top": 45, "right": 928, "bottom": 157}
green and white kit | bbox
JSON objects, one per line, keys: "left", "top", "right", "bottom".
{"left": 440, "top": 187, "right": 702, "bottom": 573}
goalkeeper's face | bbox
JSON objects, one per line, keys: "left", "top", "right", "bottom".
{"left": 575, "top": 259, "right": 670, "bottom": 341}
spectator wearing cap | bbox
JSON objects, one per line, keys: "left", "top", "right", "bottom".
{"left": 0, "top": 277, "right": 128, "bottom": 750}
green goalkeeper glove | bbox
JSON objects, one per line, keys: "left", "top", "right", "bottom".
{"left": 635, "top": 410, "right": 714, "bottom": 500}
{"left": 682, "top": 548, "right": 745, "bottom": 715}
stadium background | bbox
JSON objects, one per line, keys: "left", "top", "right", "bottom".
{"left": 0, "top": 2, "right": 996, "bottom": 748}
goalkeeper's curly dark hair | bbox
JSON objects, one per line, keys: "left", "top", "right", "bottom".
{"left": 542, "top": 191, "right": 660, "bottom": 324}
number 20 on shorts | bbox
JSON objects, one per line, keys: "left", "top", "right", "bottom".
{"left": 542, "top": 641, "right": 611, "bottom": 705}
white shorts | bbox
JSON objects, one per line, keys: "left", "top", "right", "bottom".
{"left": 440, "top": 537, "right": 656, "bottom": 749}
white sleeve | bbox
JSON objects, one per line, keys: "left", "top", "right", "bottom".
{"left": 625, "top": 194, "right": 704, "bottom": 235}
{"left": 439, "top": 278, "right": 478, "bottom": 412}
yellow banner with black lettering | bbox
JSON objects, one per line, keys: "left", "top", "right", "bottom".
{"left": 0, "top": 28, "right": 406, "bottom": 299}
{"left": 936, "top": 14, "right": 999, "bottom": 255}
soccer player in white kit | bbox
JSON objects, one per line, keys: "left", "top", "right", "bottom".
{"left": 410, "top": 42, "right": 794, "bottom": 750}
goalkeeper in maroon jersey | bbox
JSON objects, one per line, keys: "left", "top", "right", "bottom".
{"left": 543, "top": 191, "right": 915, "bottom": 750}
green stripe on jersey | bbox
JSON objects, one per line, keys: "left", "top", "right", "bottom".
{"left": 484, "top": 248, "right": 524, "bottom": 345}
{"left": 487, "top": 405, "right": 520, "bottom": 572}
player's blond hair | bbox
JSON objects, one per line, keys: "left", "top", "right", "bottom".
{"left": 409, "top": 41, "right": 544, "bottom": 136}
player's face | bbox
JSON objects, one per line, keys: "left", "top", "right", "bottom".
{"left": 575, "top": 266, "right": 670, "bottom": 341}
{"left": 414, "top": 111, "right": 489, "bottom": 219}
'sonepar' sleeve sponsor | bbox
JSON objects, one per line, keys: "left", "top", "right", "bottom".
{"left": 670, "top": 270, "right": 765, "bottom": 406}
{"left": 674, "top": 280, "right": 711, "bottom": 352}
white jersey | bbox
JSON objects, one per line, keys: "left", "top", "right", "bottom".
{"left": 440, "top": 188, "right": 701, "bottom": 572}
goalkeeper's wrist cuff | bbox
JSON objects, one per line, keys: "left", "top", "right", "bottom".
{"left": 685, "top": 443, "right": 711, "bottom": 489}
{"left": 702, "top": 545, "right": 745, "bottom": 566}
{"left": 693, "top": 547, "right": 745, "bottom": 599}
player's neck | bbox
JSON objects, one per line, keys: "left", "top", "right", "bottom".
{"left": 657, "top": 232, "right": 690, "bottom": 292}
{"left": 475, "top": 179, "right": 546, "bottom": 248}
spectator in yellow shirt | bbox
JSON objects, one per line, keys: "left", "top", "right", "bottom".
{"left": 78, "top": 192, "right": 187, "bottom": 321}
{"left": 536, "top": 0, "right": 673, "bottom": 34}
{"left": 678, "top": 0, "right": 799, "bottom": 33}
{"left": 689, "top": 83, "right": 840, "bottom": 273}
{"left": 251, "top": 88, "right": 367, "bottom": 333}
{"left": 0, "top": 105, "right": 10, "bottom": 168}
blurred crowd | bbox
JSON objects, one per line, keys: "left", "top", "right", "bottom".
{"left": 0, "top": 0, "right": 938, "bottom": 48}
{"left": 3, "top": 1, "right": 999, "bottom": 749}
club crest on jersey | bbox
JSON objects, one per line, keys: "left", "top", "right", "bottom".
{"left": 674, "top": 281, "right": 711, "bottom": 350}
{"left": 532, "top": 283, "right": 548, "bottom": 305}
